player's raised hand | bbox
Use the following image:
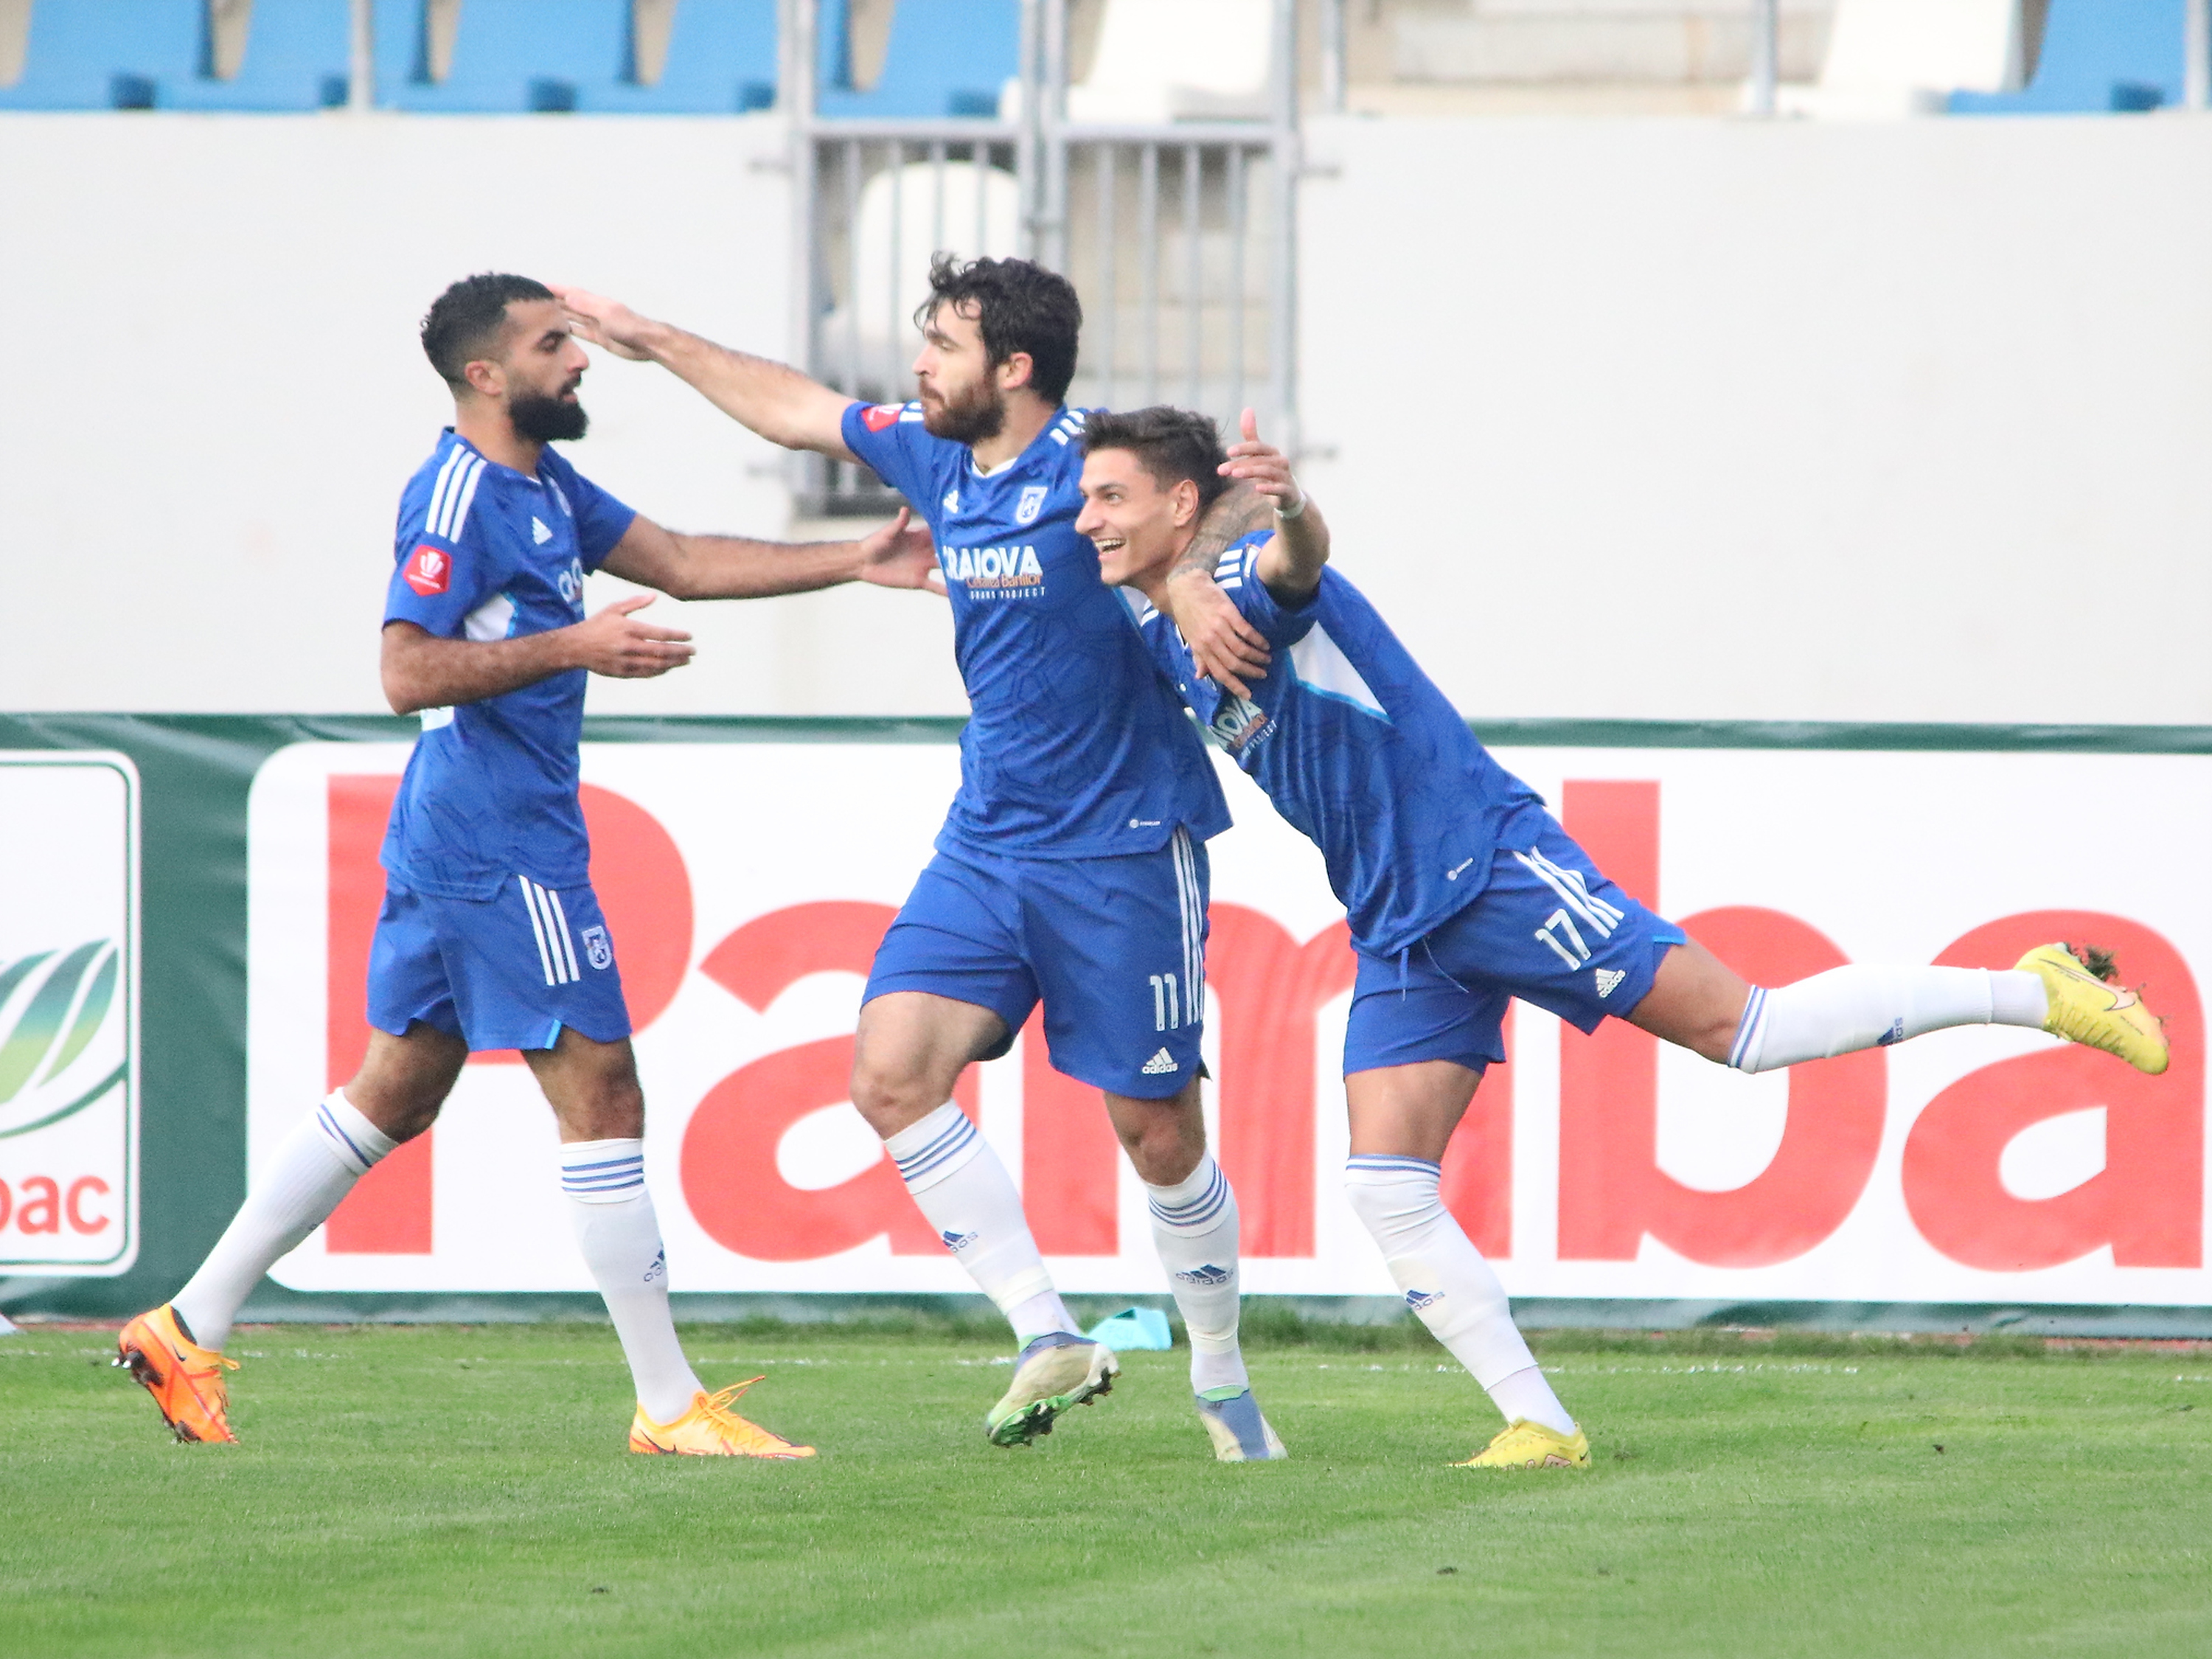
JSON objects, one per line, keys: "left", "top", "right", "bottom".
{"left": 551, "top": 285, "right": 658, "bottom": 362}
{"left": 1219, "top": 408, "right": 1303, "bottom": 515}
{"left": 569, "top": 594, "right": 695, "bottom": 678}
{"left": 856, "top": 507, "right": 946, "bottom": 596}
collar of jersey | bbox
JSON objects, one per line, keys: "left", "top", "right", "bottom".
{"left": 442, "top": 426, "right": 551, "bottom": 489}
{"left": 964, "top": 405, "right": 1071, "bottom": 480}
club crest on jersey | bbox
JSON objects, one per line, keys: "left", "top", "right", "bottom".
{"left": 1015, "top": 484, "right": 1048, "bottom": 525}
{"left": 942, "top": 543, "right": 1046, "bottom": 598}
{"left": 581, "top": 925, "right": 612, "bottom": 970}
{"left": 861, "top": 403, "right": 904, "bottom": 432}
{"left": 403, "top": 543, "right": 451, "bottom": 596}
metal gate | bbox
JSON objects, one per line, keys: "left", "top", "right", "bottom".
{"left": 782, "top": 0, "right": 1300, "bottom": 514}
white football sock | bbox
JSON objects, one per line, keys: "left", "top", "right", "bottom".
{"left": 171, "top": 1090, "right": 395, "bottom": 1353}
{"left": 1145, "top": 1155, "right": 1250, "bottom": 1395}
{"left": 885, "top": 1102, "right": 1077, "bottom": 1343}
{"left": 1730, "top": 966, "right": 2050, "bottom": 1074}
{"left": 1342, "top": 1155, "right": 1576, "bottom": 1436}
{"left": 561, "top": 1138, "right": 703, "bottom": 1425}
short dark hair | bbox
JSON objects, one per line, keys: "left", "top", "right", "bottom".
{"left": 1079, "top": 406, "right": 1231, "bottom": 512}
{"left": 421, "top": 273, "right": 554, "bottom": 390}
{"left": 916, "top": 254, "right": 1081, "bottom": 405}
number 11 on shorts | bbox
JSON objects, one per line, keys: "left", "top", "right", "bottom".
{"left": 1150, "top": 973, "right": 1183, "bottom": 1030}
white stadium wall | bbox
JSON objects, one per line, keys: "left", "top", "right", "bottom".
{"left": 3, "top": 111, "right": 2211, "bottom": 725}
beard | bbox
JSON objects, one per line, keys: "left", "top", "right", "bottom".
{"left": 921, "top": 376, "right": 1006, "bottom": 445}
{"left": 509, "top": 388, "right": 589, "bottom": 444}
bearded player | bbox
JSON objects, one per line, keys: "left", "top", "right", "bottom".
{"left": 1079, "top": 404, "right": 2168, "bottom": 1472}
{"left": 555, "top": 260, "right": 1286, "bottom": 1461}
{"left": 117, "top": 273, "right": 939, "bottom": 1455}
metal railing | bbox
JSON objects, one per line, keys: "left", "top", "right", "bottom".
{"left": 784, "top": 0, "right": 1301, "bottom": 515}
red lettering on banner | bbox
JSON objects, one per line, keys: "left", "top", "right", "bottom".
{"left": 17, "top": 1175, "right": 59, "bottom": 1234}
{"left": 322, "top": 775, "right": 692, "bottom": 1253}
{"left": 681, "top": 902, "right": 973, "bottom": 1260}
{"left": 1207, "top": 906, "right": 1358, "bottom": 1256}
{"left": 1022, "top": 1010, "right": 1120, "bottom": 1255}
{"left": 66, "top": 1176, "right": 109, "bottom": 1234}
{"left": 1439, "top": 1006, "right": 1514, "bottom": 1258}
{"left": 1555, "top": 782, "right": 1886, "bottom": 1266}
{"left": 0, "top": 1180, "right": 9, "bottom": 1228}
{"left": 1902, "top": 914, "right": 2202, "bottom": 1270}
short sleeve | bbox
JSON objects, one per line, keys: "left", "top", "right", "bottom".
{"left": 556, "top": 466, "right": 638, "bottom": 572}
{"left": 1217, "top": 530, "right": 1316, "bottom": 647}
{"left": 841, "top": 399, "right": 936, "bottom": 505}
{"left": 384, "top": 514, "right": 500, "bottom": 637}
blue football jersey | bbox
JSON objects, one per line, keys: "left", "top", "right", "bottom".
{"left": 379, "top": 431, "right": 637, "bottom": 900}
{"left": 1139, "top": 535, "right": 1544, "bottom": 959}
{"left": 841, "top": 400, "right": 1228, "bottom": 858}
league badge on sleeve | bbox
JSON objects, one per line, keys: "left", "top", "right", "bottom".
{"left": 1015, "top": 484, "right": 1048, "bottom": 526}
{"left": 403, "top": 544, "right": 452, "bottom": 597}
{"left": 861, "top": 404, "right": 904, "bottom": 433}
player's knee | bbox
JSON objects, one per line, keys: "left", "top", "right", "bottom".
{"left": 847, "top": 1054, "right": 938, "bottom": 1137}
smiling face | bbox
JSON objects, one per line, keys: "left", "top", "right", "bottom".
{"left": 1077, "top": 447, "right": 1201, "bottom": 591}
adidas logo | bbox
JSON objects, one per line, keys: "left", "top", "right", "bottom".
{"left": 940, "top": 1228, "right": 978, "bottom": 1252}
{"left": 532, "top": 516, "right": 552, "bottom": 544}
{"left": 942, "top": 488, "right": 960, "bottom": 512}
{"left": 1405, "top": 1288, "right": 1443, "bottom": 1312}
{"left": 1878, "top": 1018, "right": 1907, "bottom": 1046}
{"left": 1175, "top": 1264, "right": 1232, "bottom": 1287}
{"left": 1141, "top": 1048, "right": 1178, "bottom": 1075}
{"left": 1594, "top": 967, "right": 1625, "bottom": 1000}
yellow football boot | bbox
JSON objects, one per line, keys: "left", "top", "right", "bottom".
{"left": 985, "top": 1332, "right": 1119, "bottom": 1447}
{"left": 628, "top": 1377, "right": 815, "bottom": 1459}
{"left": 114, "top": 1305, "right": 239, "bottom": 1444}
{"left": 2017, "top": 943, "right": 2168, "bottom": 1075}
{"left": 1454, "top": 1419, "right": 1591, "bottom": 1470}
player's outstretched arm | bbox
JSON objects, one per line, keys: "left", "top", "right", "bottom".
{"left": 597, "top": 509, "right": 942, "bottom": 601}
{"left": 552, "top": 285, "right": 860, "bottom": 462}
{"left": 1221, "top": 409, "right": 1329, "bottom": 602}
{"left": 379, "top": 598, "right": 695, "bottom": 714}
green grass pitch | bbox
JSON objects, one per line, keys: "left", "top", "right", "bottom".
{"left": 4, "top": 1319, "right": 2210, "bottom": 1657}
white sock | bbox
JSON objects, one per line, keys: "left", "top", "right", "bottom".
{"left": 886, "top": 1102, "right": 1077, "bottom": 1343}
{"left": 1730, "top": 965, "right": 2050, "bottom": 1073}
{"left": 560, "top": 1138, "right": 703, "bottom": 1425}
{"left": 1145, "top": 1155, "right": 1249, "bottom": 1395}
{"left": 1342, "top": 1154, "right": 1576, "bottom": 1436}
{"left": 171, "top": 1090, "right": 395, "bottom": 1353}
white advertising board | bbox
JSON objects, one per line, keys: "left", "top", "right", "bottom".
{"left": 248, "top": 740, "right": 2210, "bottom": 1307}
{"left": 0, "top": 752, "right": 139, "bottom": 1275}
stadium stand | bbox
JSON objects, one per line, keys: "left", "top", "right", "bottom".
{"left": 160, "top": 0, "right": 353, "bottom": 111}
{"left": 0, "top": 0, "right": 203, "bottom": 109}
{"left": 816, "top": 0, "right": 1018, "bottom": 119}
{"left": 1950, "top": 0, "right": 2185, "bottom": 113}
{"left": 380, "top": 0, "right": 628, "bottom": 113}
{"left": 577, "top": 0, "right": 779, "bottom": 113}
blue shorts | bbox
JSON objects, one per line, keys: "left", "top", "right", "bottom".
{"left": 1343, "top": 813, "right": 1684, "bottom": 1077}
{"left": 365, "top": 875, "right": 632, "bottom": 1052}
{"left": 865, "top": 830, "right": 1209, "bottom": 1099}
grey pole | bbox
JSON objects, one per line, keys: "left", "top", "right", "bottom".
{"left": 349, "top": 0, "right": 375, "bottom": 111}
{"left": 1040, "top": 0, "right": 1069, "bottom": 273}
{"left": 1321, "top": 0, "right": 1346, "bottom": 116}
{"left": 1269, "top": 0, "right": 1299, "bottom": 453}
{"left": 1747, "top": 0, "right": 1778, "bottom": 116}
{"left": 2188, "top": 0, "right": 2210, "bottom": 110}
{"left": 783, "top": 0, "right": 821, "bottom": 511}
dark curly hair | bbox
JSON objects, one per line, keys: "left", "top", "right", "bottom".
{"left": 1079, "top": 406, "right": 1231, "bottom": 512}
{"left": 915, "top": 254, "right": 1082, "bottom": 405}
{"left": 421, "top": 273, "right": 554, "bottom": 390}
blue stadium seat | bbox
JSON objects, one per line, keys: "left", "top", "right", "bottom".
{"left": 577, "top": 0, "right": 780, "bottom": 114}
{"left": 817, "top": 0, "right": 1018, "bottom": 119}
{"left": 1950, "top": 0, "right": 2185, "bottom": 113}
{"left": 384, "top": 0, "right": 629, "bottom": 113}
{"left": 0, "top": 0, "right": 201, "bottom": 110}
{"left": 161, "top": 1, "right": 353, "bottom": 111}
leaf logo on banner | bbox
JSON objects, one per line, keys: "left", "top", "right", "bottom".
{"left": 0, "top": 941, "right": 125, "bottom": 1141}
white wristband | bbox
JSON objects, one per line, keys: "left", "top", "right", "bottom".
{"left": 1275, "top": 488, "right": 1307, "bottom": 521}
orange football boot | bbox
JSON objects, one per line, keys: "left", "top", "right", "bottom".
{"left": 628, "top": 1377, "right": 815, "bottom": 1459}
{"left": 115, "top": 1305, "right": 239, "bottom": 1444}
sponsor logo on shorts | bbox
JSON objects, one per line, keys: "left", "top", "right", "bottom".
{"left": 1174, "top": 1263, "right": 1231, "bottom": 1287}
{"left": 1405, "top": 1288, "right": 1443, "bottom": 1312}
{"left": 861, "top": 403, "right": 904, "bottom": 432}
{"left": 1141, "top": 1047, "right": 1179, "bottom": 1076}
{"left": 1593, "top": 967, "right": 1625, "bottom": 999}
{"left": 941, "top": 1228, "right": 978, "bottom": 1252}
{"left": 581, "top": 925, "right": 613, "bottom": 971}
{"left": 403, "top": 543, "right": 451, "bottom": 596}
{"left": 1015, "top": 483, "right": 1048, "bottom": 525}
